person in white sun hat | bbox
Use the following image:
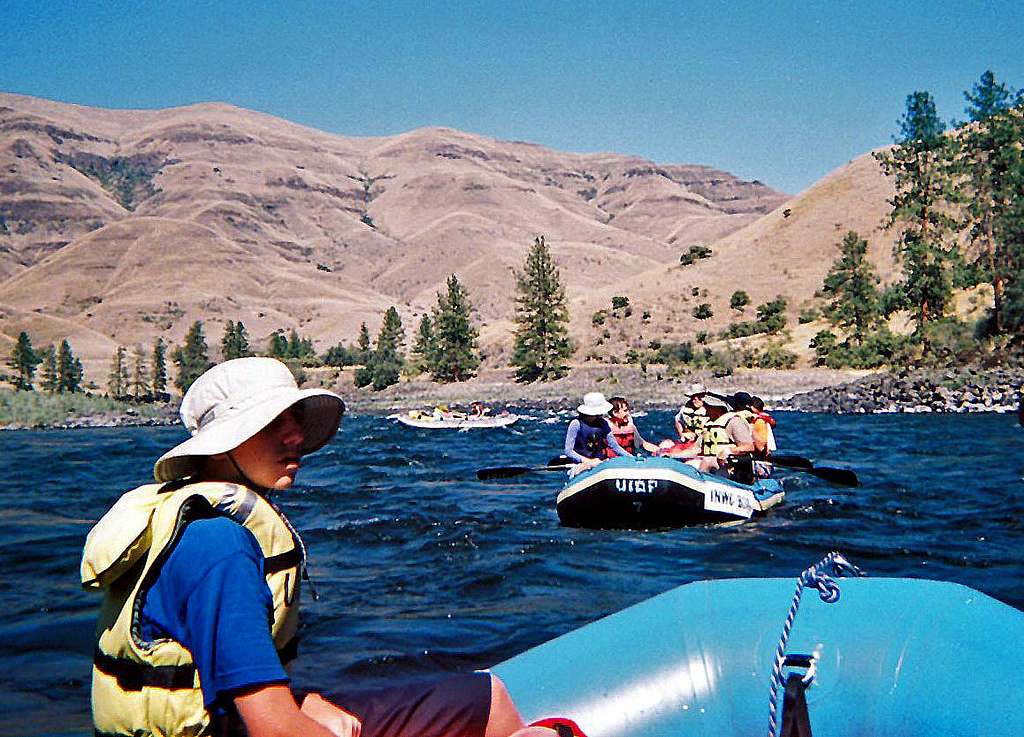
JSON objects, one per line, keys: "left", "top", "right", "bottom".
{"left": 563, "top": 391, "right": 632, "bottom": 474}
{"left": 81, "top": 357, "right": 557, "bottom": 737}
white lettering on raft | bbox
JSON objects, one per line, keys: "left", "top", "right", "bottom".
{"left": 614, "top": 478, "right": 660, "bottom": 494}
{"left": 704, "top": 487, "right": 755, "bottom": 517}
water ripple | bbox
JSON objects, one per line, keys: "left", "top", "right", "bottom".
{"left": 1, "top": 411, "right": 1022, "bottom": 735}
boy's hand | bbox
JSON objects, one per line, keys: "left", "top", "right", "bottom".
{"left": 301, "top": 693, "right": 362, "bottom": 737}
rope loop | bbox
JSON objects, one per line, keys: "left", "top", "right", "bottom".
{"left": 766, "top": 552, "right": 863, "bottom": 737}
{"left": 801, "top": 552, "right": 859, "bottom": 604}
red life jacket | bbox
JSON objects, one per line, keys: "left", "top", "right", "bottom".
{"left": 606, "top": 416, "right": 637, "bottom": 457}
{"left": 754, "top": 410, "right": 776, "bottom": 427}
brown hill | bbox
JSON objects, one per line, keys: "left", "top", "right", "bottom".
{"left": 567, "top": 150, "right": 906, "bottom": 364}
{"left": 0, "top": 92, "right": 793, "bottom": 382}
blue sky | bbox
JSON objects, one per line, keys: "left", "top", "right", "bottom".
{"left": 3, "top": 1, "right": 1022, "bottom": 194}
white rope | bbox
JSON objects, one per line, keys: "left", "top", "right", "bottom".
{"left": 766, "top": 552, "right": 862, "bottom": 737}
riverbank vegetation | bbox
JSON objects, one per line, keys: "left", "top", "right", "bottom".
{"left": 813, "top": 71, "right": 1024, "bottom": 369}
{"left": 0, "top": 386, "right": 174, "bottom": 428}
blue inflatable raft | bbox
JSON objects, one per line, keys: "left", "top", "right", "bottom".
{"left": 556, "top": 455, "right": 784, "bottom": 529}
{"left": 492, "top": 573, "right": 1024, "bottom": 737}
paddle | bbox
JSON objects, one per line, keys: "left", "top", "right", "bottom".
{"left": 477, "top": 455, "right": 574, "bottom": 481}
{"left": 767, "top": 454, "right": 859, "bottom": 487}
{"left": 768, "top": 454, "right": 814, "bottom": 470}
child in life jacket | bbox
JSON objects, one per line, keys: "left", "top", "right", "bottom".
{"left": 745, "top": 394, "right": 777, "bottom": 459}
{"left": 82, "top": 357, "right": 569, "bottom": 737}
{"left": 605, "top": 396, "right": 661, "bottom": 458}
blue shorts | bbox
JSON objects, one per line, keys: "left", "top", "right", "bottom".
{"left": 326, "top": 672, "right": 492, "bottom": 737}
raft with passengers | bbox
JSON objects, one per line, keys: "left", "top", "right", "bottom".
{"left": 479, "top": 387, "right": 857, "bottom": 530}
{"left": 556, "top": 453, "right": 784, "bottom": 528}
{"left": 390, "top": 401, "right": 520, "bottom": 429}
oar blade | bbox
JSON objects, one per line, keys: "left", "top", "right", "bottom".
{"left": 477, "top": 466, "right": 535, "bottom": 480}
{"left": 547, "top": 455, "right": 573, "bottom": 467}
{"left": 769, "top": 454, "right": 814, "bottom": 470}
{"left": 810, "top": 466, "right": 860, "bottom": 487}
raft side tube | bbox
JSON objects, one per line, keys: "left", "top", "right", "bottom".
{"left": 491, "top": 578, "right": 1024, "bottom": 737}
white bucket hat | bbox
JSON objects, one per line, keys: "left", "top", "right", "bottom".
{"left": 153, "top": 357, "right": 346, "bottom": 482}
{"left": 577, "top": 391, "right": 613, "bottom": 416}
{"left": 702, "top": 394, "right": 730, "bottom": 410}
{"left": 686, "top": 382, "right": 707, "bottom": 397}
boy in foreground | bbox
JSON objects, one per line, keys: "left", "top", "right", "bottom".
{"left": 82, "top": 357, "right": 565, "bottom": 737}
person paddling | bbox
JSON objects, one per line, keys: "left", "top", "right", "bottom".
{"left": 564, "top": 392, "right": 631, "bottom": 474}
{"left": 692, "top": 394, "right": 756, "bottom": 477}
{"left": 606, "top": 396, "right": 660, "bottom": 457}
{"left": 81, "top": 357, "right": 560, "bottom": 737}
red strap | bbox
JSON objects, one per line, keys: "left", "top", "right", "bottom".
{"left": 530, "top": 717, "right": 589, "bottom": 737}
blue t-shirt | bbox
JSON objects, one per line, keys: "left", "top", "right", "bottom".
{"left": 139, "top": 516, "right": 288, "bottom": 709}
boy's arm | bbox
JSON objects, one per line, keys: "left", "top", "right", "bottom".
{"left": 235, "top": 685, "right": 360, "bottom": 737}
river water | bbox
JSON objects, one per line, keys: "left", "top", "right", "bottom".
{"left": 1, "top": 410, "right": 1022, "bottom": 736}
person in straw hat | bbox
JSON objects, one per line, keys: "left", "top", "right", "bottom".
{"left": 563, "top": 392, "right": 632, "bottom": 474}
{"left": 81, "top": 357, "right": 558, "bottom": 737}
{"left": 673, "top": 382, "right": 708, "bottom": 443}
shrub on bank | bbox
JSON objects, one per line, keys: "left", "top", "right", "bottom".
{"left": 0, "top": 389, "right": 172, "bottom": 428}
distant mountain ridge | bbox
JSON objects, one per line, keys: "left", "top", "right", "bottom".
{"left": 2, "top": 91, "right": 902, "bottom": 384}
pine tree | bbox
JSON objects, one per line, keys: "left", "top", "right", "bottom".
{"left": 172, "top": 321, "right": 211, "bottom": 393}
{"left": 219, "top": 320, "right": 253, "bottom": 361}
{"left": 411, "top": 315, "right": 436, "bottom": 373}
{"left": 57, "top": 339, "right": 83, "bottom": 393}
{"left": 282, "top": 330, "right": 315, "bottom": 362}
{"left": 131, "top": 345, "right": 148, "bottom": 400}
{"left": 356, "top": 323, "right": 371, "bottom": 364}
{"left": 374, "top": 306, "right": 406, "bottom": 390}
{"left": 430, "top": 274, "right": 480, "bottom": 382}
{"left": 993, "top": 107, "right": 1024, "bottom": 336}
{"left": 958, "top": 71, "right": 1022, "bottom": 335}
{"left": 821, "top": 231, "right": 881, "bottom": 345}
{"left": 107, "top": 346, "right": 128, "bottom": 399}
{"left": 267, "top": 331, "right": 288, "bottom": 359}
{"left": 7, "top": 331, "right": 40, "bottom": 390}
{"left": 70, "top": 356, "right": 84, "bottom": 393}
{"left": 360, "top": 307, "right": 405, "bottom": 390}
{"left": 234, "top": 321, "right": 251, "bottom": 358}
{"left": 220, "top": 320, "right": 236, "bottom": 361}
{"left": 40, "top": 345, "right": 58, "bottom": 393}
{"left": 323, "top": 342, "right": 357, "bottom": 367}
{"left": 874, "top": 91, "right": 960, "bottom": 344}
{"left": 218, "top": 320, "right": 251, "bottom": 360}
{"left": 151, "top": 337, "right": 168, "bottom": 399}
{"left": 511, "top": 236, "right": 572, "bottom": 382}
{"left": 287, "top": 329, "right": 302, "bottom": 359}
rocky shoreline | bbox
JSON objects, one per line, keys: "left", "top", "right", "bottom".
{"left": 776, "top": 365, "right": 1023, "bottom": 415}
{"left": 337, "top": 365, "right": 873, "bottom": 414}
{"left": 3, "top": 364, "right": 1020, "bottom": 431}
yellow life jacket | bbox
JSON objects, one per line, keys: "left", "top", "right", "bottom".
{"left": 681, "top": 404, "right": 708, "bottom": 433}
{"left": 701, "top": 411, "right": 739, "bottom": 456}
{"left": 81, "top": 480, "right": 304, "bottom": 737}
